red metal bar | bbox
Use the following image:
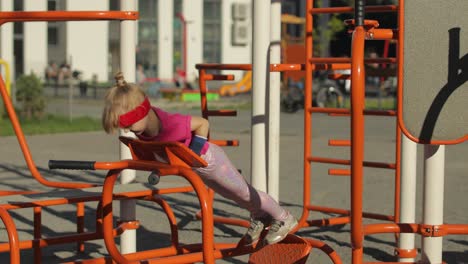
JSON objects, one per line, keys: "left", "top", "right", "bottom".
{"left": 310, "top": 5, "right": 397, "bottom": 14}
{"left": 195, "top": 62, "right": 352, "bottom": 71}
{"left": 0, "top": 11, "right": 138, "bottom": 24}
{"left": 0, "top": 207, "right": 20, "bottom": 264}
{"left": 33, "top": 207, "right": 42, "bottom": 262}
{"left": 145, "top": 195, "right": 180, "bottom": 248}
{"left": 329, "top": 169, "right": 351, "bottom": 176}
{"left": 309, "top": 106, "right": 396, "bottom": 116}
{"left": 367, "top": 29, "right": 398, "bottom": 40}
{"left": 307, "top": 205, "right": 395, "bottom": 222}
{"left": 304, "top": 238, "right": 343, "bottom": 264}
{"left": 350, "top": 25, "right": 366, "bottom": 260}
{"left": 77, "top": 202, "right": 85, "bottom": 252}
{"left": 204, "top": 110, "right": 237, "bottom": 117}
{"left": 309, "top": 156, "right": 396, "bottom": 170}
{"left": 101, "top": 166, "right": 216, "bottom": 263}
{"left": 208, "top": 140, "right": 239, "bottom": 147}
{"left": 300, "top": 0, "right": 314, "bottom": 230}
{"left": 204, "top": 74, "right": 234, "bottom": 81}
{"left": 329, "top": 139, "right": 351, "bottom": 146}
{"left": 0, "top": 77, "right": 97, "bottom": 189}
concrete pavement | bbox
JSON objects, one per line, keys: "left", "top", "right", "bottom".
{"left": 0, "top": 97, "right": 467, "bottom": 263}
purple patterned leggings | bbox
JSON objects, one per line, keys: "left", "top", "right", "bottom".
{"left": 194, "top": 143, "right": 287, "bottom": 220}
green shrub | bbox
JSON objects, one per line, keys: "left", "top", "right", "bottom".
{"left": 15, "top": 73, "right": 46, "bottom": 120}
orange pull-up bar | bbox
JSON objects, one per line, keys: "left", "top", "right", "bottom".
{"left": 0, "top": 11, "right": 138, "bottom": 25}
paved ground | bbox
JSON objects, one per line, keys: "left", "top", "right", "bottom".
{"left": 0, "top": 95, "right": 467, "bottom": 263}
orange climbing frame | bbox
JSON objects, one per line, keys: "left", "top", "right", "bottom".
{"left": 345, "top": 1, "right": 468, "bottom": 263}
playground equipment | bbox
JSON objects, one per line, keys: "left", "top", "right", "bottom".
{"left": 0, "top": 8, "right": 324, "bottom": 264}
{"left": 196, "top": 0, "right": 467, "bottom": 263}
{"left": 280, "top": 14, "right": 344, "bottom": 112}
{"left": 218, "top": 71, "right": 252, "bottom": 96}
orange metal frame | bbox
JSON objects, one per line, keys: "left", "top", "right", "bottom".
{"left": 0, "top": 10, "right": 234, "bottom": 264}
{"left": 194, "top": 2, "right": 402, "bottom": 262}
{"left": 347, "top": 1, "right": 468, "bottom": 263}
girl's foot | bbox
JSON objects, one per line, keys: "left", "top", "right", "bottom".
{"left": 263, "top": 212, "right": 298, "bottom": 245}
{"left": 241, "top": 216, "right": 271, "bottom": 245}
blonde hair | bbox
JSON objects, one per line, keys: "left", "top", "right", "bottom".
{"left": 102, "top": 72, "right": 146, "bottom": 133}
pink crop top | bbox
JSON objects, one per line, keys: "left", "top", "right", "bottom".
{"left": 136, "top": 107, "right": 209, "bottom": 155}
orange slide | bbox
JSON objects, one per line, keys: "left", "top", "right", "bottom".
{"left": 218, "top": 71, "right": 252, "bottom": 96}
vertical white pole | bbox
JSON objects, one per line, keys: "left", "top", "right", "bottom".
{"left": 398, "top": 134, "right": 417, "bottom": 262}
{"left": 421, "top": 144, "right": 445, "bottom": 263}
{"left": 119, "top": 0, "right": 137, "bottom": 254}
{"left": 0, "top": 0, "right": 14, "bottom": 88}
{"left": 268, "top": 0, "right": 281, "bottom": 201}
{"left": 24, "top": 0, "right": 47, "bottom": 77}
{"left": 158, "top": 1, "right": 174, "bottom": 81}
{"left": 251, "top": 0, "right": 270, "bottom": 192}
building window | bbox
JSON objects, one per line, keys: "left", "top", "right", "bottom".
{"left": 47, "top": 0, "right": 57, "bottom": 11}
{"left": 203, "top": 0, "right": 221, "bottom": 63}
{"left": 48, "top": 26, "right": 58, "bottom": 45}
{"left": 137, "top": 0, "right": 158, "bottom": 77}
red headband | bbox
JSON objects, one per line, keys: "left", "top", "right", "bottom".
{"left": 118, "top": 97, "right": 151, "bottom": 128}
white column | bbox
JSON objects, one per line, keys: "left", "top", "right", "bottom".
{"left": 398, "top": 134, "right": 418, "bottom": 262}
{"left": 66, "top": 0, "right": 109, "bottom": 81}
{"left": 182, "top": 0, "right": 203, "bottom": 83}
{"left": 23, "top": 0, "right": 47, "bottom": 77}
{"left": 251, "top": 0, "right": 270, "bottom": 192}
{"left": 421, "top": 144, "right": 445, "bottom": 263}
{"left": 119, "top": 0, "right": 137, "bottom": 254}
{"left": 0, "top": 0, "right": 14, "bottom": 95}
{"left": 158, "top": 1, "right": 174, "bottom": 81}
{"left": 268, "top": 0, "right": 281, "bottom": 201}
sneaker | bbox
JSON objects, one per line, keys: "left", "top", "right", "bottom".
{"left": 263, "top": 213, "right": 298, "bottom": 245}
{"left": 241, "top": 216, "right": 271, "bottom": 245}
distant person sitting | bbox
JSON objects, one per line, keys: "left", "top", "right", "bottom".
{"left": 58, "top": 63, "right": 72, "bottom": 85}
{"left": 45, "top": 61, "right": 58, "bottom": 85}
{"left": 136, "top": 64, "right": 146, "bottom": 85}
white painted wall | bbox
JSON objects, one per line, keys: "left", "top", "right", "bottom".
{"left": 221, "top": 0, "right": 252, "bottom": 80}
{"left": 66, "top": 0, "right": 109, "bottom": 81}
{"left": 158, "top": 1, "right": 174, "bottom": 81}
{"left": 24, "top": 0, "right": 47, "bottom": 78}
{"left": 0, "top": 0, "right": 14, "bottom": 81}
{"left": 182, "top": 0, "right": 203, "bottom": 83}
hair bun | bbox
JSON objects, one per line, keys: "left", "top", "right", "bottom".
{"left": 114, "top": 72, "right": 127, "bottom": 87}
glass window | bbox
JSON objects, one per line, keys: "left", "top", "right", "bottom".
{"left": 203, "top": 0, "right": 221, "bottom": 63}
{"left": 48, "top": 27, "right": 58, "bottom": 45}
{"left": 47, "top": 0, "right": 56, "bottom": 11}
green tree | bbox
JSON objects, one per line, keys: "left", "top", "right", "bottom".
{"left": 15, "top": 73, "right": 46, "bottom": 120}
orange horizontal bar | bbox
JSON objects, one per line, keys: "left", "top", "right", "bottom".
{"left": 364, "top": 223, "right": 419, "bottom": 235}
{"left": 306, "top": 216, "right": 350, "bottom": 227}
{"left": 309, "top": 156, "right": 396, "bottom": 170}
{"left": 0, "top": 11, "right": 138, "bottom": 23}
{"left": 204, "top": 74, "right": 234, "bottom": 81}
{"left": 445, "top": 224, "right": 468, "bottom": 235}
{"left": 329, "top": 139, "right": 351, "bottom": 146}
{"left": 204, "top": 110, "right": 237, "bottom": 116}
{"left": 364, "top": 223, "right": 468, "bottom": 236}
{"left": 195, "top": 63, "right": 351, "bottom": 72}
{"left": 210, "top": 140, "right": 239, "bottom": 147}
{"left": 309, "top": 107, "right": 396, "bottom": 116}
{"left": 308, "top": 205, "right": 395, "bottom": 221}
{"left": 368, "top": 29, "right": 398, "bottom": 40}
{"left": 310, "top": 57, "right": 396, "bottom": 64}
{"left": 329, "top": 168, "right": 350, "bottom": 176}
{"left": 310, "top": 5, "right": 397, "bottom": 14}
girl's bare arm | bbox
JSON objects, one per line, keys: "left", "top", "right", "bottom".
{"left": 190, "top": 116, "right": 209, "bottom": 138}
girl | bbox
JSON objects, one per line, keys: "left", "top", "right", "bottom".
{"left": 102, "top": 72, "right": 297, "bottom": 246}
